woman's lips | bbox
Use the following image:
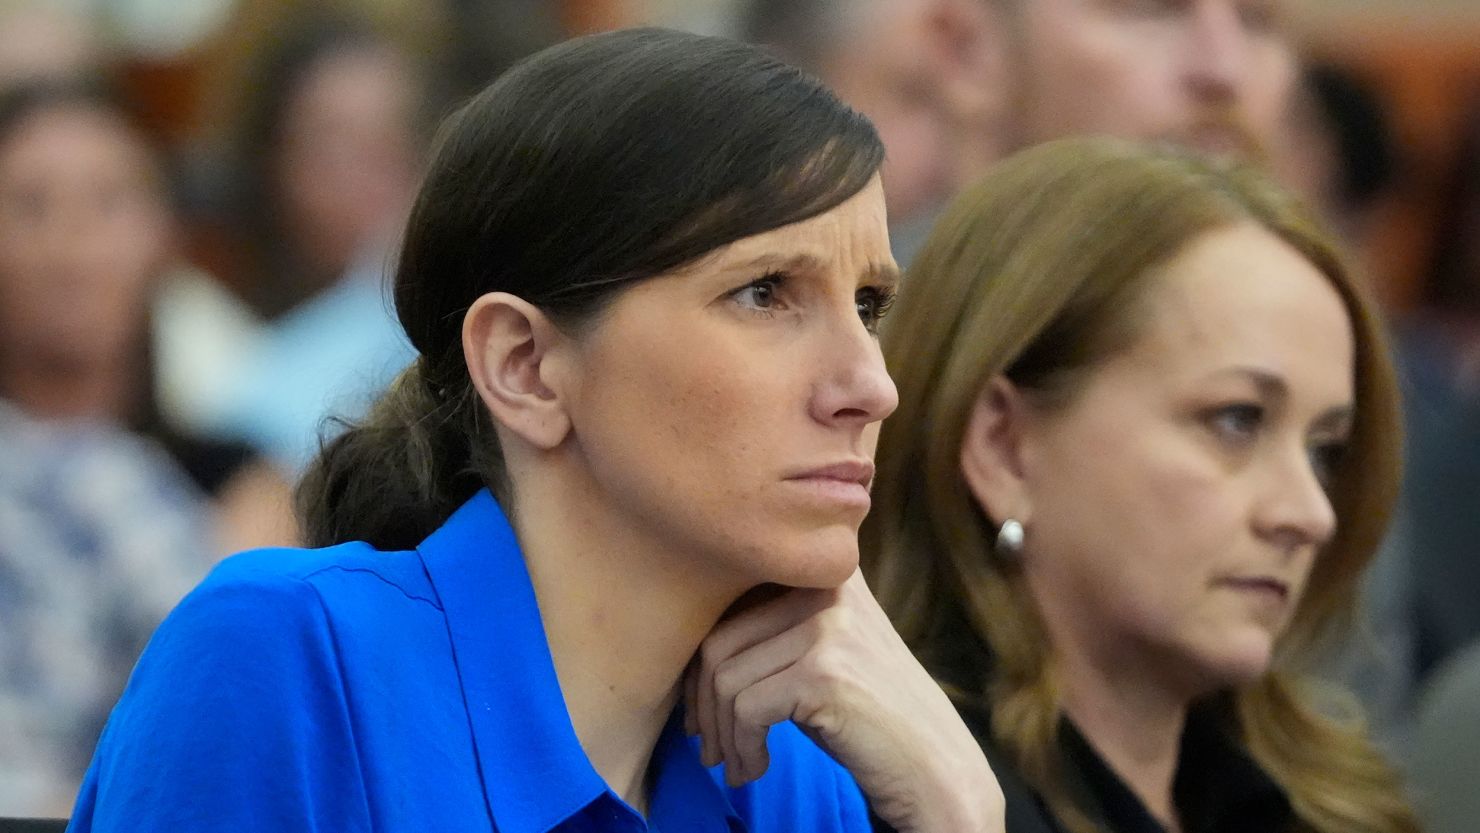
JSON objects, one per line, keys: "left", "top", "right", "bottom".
{"left": 1218, "top": 576, "right": 1291, "bottom": 603}
{"left": 785, "top": 460, "right": 875, "bottom": 509}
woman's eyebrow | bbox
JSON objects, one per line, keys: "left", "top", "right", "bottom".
{"left": 1206, "top": 366, "right": 1356, "bottom": 430}
{"left": 867, "top": 262, "right": 902, "bottom": 289}
{"left": 1205, "top": 365, "right": 1287, "bottom": 401}
{"left": 728, "top": 252, "right": 900, "bottom": 288}
{"left": 728, "top": 252, "right": 826, "bottom": 276}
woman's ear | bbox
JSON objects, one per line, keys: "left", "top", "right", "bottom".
{"left": 959, "top": 375, "right": 1034, "bottom": 528}
{"left": 462, "top": 292, "right": 573, "bottom": 451}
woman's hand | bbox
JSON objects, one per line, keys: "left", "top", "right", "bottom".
{"left": 685, "top": 569, "right": 1005, "bottom": 833}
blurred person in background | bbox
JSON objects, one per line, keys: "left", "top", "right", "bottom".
{"left": 0, "top": 397, "right": 212, "bottom": 817}
{"left": 1397, "top": 97, "right": 1480, "bottom": 686}
{"left": 0, "top": 7, "right": 278, "bottom": 816}
{"left": 226, "top": 16, "right": 424, "bottom": 322}
{"left": 1409, "top": 638, "right": 1480, "bottom": 833}
{"left": 742, "top": 0, "right": 1300, "bottom": 263}
{"left": 0, "top": 3, "right": 104, "bottom": 88}
{"left": 0, "top": 81, "right": 297, "bottom": 552}
{"left": 156, "top": 14, "right": 426, "bottom": 473}
{"left": 1274, "top": 62, "right": 1399, "bottom": 250}
{"left": 864, "top": 138, "right": 1419, "bottom": 833}
{"left": 983, "top": 0, "right": 1296, "bottom": 161}
{"left": 0, "top": 79, "right": 246, "bottom": 817}
{"left": 1333, "top": 87, "right": 1480, "bottom": 828}
{"left": 1407, "top": 98, "right": 1480, "bottom": 411}
{"left": 740, "top": 0, "right": 1005, "bottom": 241}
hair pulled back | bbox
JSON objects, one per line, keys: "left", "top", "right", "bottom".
{"left": 298, "top": 27, "right": 884, "bottom": 550}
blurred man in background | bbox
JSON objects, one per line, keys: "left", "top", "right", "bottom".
{"left": 742, "top": 0, "right": 1298, "bottom": 259}
{"left": 990, "top": 0, "right": 1296, "bottom": 160}
{"left": 740, "top": 0, "right": 1004, "bottom": 237}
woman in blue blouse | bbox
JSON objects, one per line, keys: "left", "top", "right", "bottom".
{"left": 68, "top": 28, "right": 1002, "bottom": 833}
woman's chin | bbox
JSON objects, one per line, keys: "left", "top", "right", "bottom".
{"left": 760, "top": 527, "right": 861, "bottom": 590}
{"left": 1195, "top": 630, "right": 1278, "bottom": 689}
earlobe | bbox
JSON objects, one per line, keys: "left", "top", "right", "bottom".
{"left": 959, "top": 376, "right": 1033, "bottom": 529}
{"left": 462, "top": 292, "right": 573, "bottom": 451}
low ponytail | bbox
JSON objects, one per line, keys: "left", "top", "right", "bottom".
{"left": 295, "top": 358, "right": 493, "bottom": 550}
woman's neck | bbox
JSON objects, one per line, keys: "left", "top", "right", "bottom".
{"left": 0, "top": 350, "right": 136, "bottom": 423}
{"left": 1056, "top": 644, "right": 1191, "bottom": 833}
{"left": 511, "top": 465, "right": 742, "bottom": 815}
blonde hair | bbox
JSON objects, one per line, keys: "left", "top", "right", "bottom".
{"left": 862, "top": 137, "right": 1416, "bottom": 833}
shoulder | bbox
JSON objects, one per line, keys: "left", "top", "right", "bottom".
{"left": 118, "top": 541, "right": 441, "bottom": 714}
{"left": 725, "top": 721, "right": 871, "bottom": 833}
{"left": 120, "top": 543, "right": 402, "bottom": 692}
{"left": 70, "top": 547, "right": 419, "bottom": 830}
{"left": 195, "top": 540, "right": 439, "bottom": 615}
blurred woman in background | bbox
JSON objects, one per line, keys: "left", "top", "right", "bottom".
{"left": 864, "top": 138, "right": 1418, "bottom": 833}
{"left": 158, "top": 14, "right": 427, "bottom": 472}
{"left": 0, "top": 80, "right": 295, "bottom": 552}
{"left": 0, "top": 79, "right": 289, "bottom": 817}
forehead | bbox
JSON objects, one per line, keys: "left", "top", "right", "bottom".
{"left": 1, "top": 106, "right": 149, "bottom": 172}
{"left": 1125, "top": 223, "right": 1354, "bottom": 395}
{"left": 703, "top": 176, "right": 894, "bottom": 274}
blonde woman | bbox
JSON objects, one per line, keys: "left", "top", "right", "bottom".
{"left": 863, "top": 138, "right": 1418, "bottom": 833}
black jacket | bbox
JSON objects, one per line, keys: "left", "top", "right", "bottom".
{"left": 956, "top": 695, "right": 1294, "bottom": 833}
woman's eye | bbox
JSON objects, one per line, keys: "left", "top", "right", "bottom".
{"left": 732, "top": 273, "right": 785, "bottom": 313}
{"left": 1308, "top": 441, "right": 1347, "bottom": 488}
{"left": 856, "top": 286, "right": 897, "bottom": 333}
{"left": 1207, "top": 403, "right": 1264, "bottom": 443}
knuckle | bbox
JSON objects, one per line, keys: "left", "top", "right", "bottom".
{"left": 712, "top": 663, "right": 745, "bottom": 700}
{"left": 803, "top": 645, "right": 848, "bottom": 687}
{"left": 792, "top": 689, "right": 837, "bottom": 734}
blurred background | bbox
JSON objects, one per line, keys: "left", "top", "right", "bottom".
{"left": 0, "top": 0, "right": 1477, "bottom": 826}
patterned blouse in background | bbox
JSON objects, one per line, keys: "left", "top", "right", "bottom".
{"left": 0, "top": 401, "right": 214, "bottom": 817}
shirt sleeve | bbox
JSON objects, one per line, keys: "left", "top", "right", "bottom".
{"left": 67, "top": 563, "right": 372, "bottom": 833}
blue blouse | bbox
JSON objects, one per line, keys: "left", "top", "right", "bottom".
{"left": 68, "top": 490, "right": 871, "bottom": 832}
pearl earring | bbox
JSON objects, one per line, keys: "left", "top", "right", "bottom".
{"left": 995, "top": 518, "right": 1024, "bottom": 560}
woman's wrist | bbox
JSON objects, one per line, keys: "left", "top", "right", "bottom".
{"left": 869, "top": 706, "right": 1003, "bottom": 833}
{"left": 905, "top": 744, "right": 1005, "bottom": 833}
